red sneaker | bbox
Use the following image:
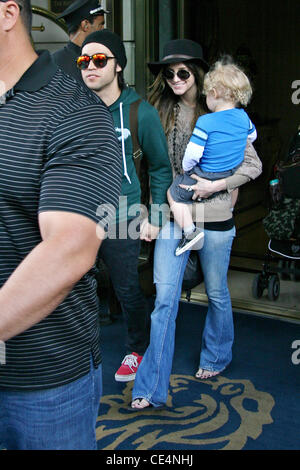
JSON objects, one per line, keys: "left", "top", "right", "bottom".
{"left": 114, "top": 352, "right": 143, "bottom": 382}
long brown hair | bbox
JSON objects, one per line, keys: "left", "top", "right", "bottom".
{"left": 148, "top": 61, "right": 207, "bottom": 136}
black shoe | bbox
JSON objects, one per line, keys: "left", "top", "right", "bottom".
{"left": 175, "top": 227, "right": 204, "bottom": 256}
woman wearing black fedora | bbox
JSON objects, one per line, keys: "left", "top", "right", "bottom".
{"left": 131, "top": 39, "right": 262, "bottom": 409}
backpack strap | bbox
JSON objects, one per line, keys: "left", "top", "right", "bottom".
{"left": 129, "top": 98, "right": 150, "bottom": 208}
{"left": 129, "top": 98, "right": 143, "bottom": 175}
{"left": 129, "top": 98, "right": 152, "bottom": 262}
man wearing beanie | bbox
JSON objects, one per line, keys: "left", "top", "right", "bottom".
{"left": 79, "top": 29, "right": 173, "bottom": 382}
{"left": 52, "top": 0, "right": 109, "bottom": 81}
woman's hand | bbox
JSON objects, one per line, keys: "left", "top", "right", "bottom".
{"left": 140, "top": 218, "right": 160, "bottom": 242}
{"left": 179, "top": 174, "right": 227, "bottom": 200}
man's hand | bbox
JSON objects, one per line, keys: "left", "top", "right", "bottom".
{"left": 140, "top": 219, "right": 160, "bottom": 242}
{"left": 179, "top": 174, "right": 227, "bottom": 200}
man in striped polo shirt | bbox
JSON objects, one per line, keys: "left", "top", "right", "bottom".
{"left": 0, "top": 0, "right": 122, "bottom": 450}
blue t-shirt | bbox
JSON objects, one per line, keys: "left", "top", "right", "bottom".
{"left": 188, "top": 108, "right": 256, "bottom": 172}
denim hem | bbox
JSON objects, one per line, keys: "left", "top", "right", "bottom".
{"left": 126, "top": 350, "right": 145, "bottom": 356}
{"left": 198, "top": 364, "right": 228, "bottom": 373}
{"left": 132, "top": 395, "right": 163, "bottom": 408}
{"left": 147, "top": 251, "right": 189, "bottom": 405}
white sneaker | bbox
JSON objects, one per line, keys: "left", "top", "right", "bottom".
{"left": 175, "top": 227, "right": 204, "bottom": 256}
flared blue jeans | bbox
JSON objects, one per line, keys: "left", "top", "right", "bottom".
{"left": 132, "top": 221, "right": 235, "bottom": 407}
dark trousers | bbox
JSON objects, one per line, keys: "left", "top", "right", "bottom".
{"left": 98, "top": 229, "right": 150, "bottom": 356}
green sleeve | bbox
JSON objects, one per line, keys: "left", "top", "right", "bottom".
{"left": 138, "top": 101, "right": 173, "bottom": 226}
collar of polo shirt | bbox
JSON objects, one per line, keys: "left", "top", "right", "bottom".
{"left": 14, "top": 51, "right": 58, "bottom": 92}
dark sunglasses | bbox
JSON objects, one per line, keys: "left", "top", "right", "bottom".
{"left": 76, "top": 53, "right": 116, "bottom": 70}
{"left": 163, "top": 68, "right": 191, "bottom": 81}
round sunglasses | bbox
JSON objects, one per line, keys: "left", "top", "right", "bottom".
{"left": 163, "top": 68, "right": 191, "bottom": 81}
{"left": 76, "top": 53, "right": 116, "bottom": 70}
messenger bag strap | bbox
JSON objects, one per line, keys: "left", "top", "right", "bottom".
{"left": 129, "top": 98, "right": 143, "bottom": 175}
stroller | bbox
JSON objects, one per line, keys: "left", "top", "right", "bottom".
{"left": 252, "top": 126, "right": 300, "bottom": 301}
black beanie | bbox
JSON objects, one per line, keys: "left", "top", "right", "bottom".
{"left": 82, "top": 29, "right": 127, "bottom": 70}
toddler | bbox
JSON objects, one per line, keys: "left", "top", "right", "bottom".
{"left": 168, "top": 56, "right": 257, "bottom": 255}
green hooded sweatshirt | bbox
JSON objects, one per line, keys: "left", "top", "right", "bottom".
{"left": 109, "top": 87, "right": 172, "bottom": 226}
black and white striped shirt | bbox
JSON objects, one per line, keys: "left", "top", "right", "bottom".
{"left": 0, "top": 51, "right": 122, "bottom": 390}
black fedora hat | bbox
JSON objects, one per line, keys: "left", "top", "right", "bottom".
{"left": 148, "top": 39, "right": 209, "bottom": 76}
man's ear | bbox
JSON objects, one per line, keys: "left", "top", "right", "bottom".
{"left": 80, "top": 19, "right": 89, "bottom": 32}
{"left": 1, "top": 0, "right": 20, "bottom": 31}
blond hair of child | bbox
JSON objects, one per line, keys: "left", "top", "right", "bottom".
{"left": 203, "top": 56, "right": 253, "bottom": 107}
